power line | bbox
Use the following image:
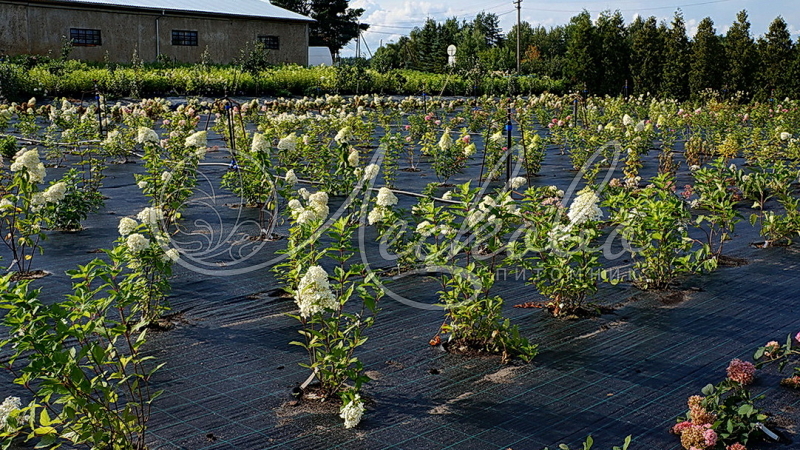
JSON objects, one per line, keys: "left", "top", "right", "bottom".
{"left": 528, "top": 0, "right": 737, "bottom": 13}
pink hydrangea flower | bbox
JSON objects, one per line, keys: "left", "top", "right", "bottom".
{"left": 795, "top": 331, "right": 800, "bottom": 342}
{"left": 703, "top": 428, "right": 718, "bottom": 447}
{"left": 727, "top": 359, "right": 756, "bottom": 385}
{"left": 727, "top": 443, "right": 747, "bottom": 450}
{"left": 672, "top": 420, "right": 693, "bottom": 434}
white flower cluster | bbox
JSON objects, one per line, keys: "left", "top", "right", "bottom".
{"left": 289, "top": 191, "right": 329, "bottom": 224}
{"left": 10, "top": 148, "right": 46, "bottom": 183}
{"left": 339, "top": 394, "right": 366, "bottom": 429}
{"left": 126, "top": 233, "right": 150, "bottom": 253}
{"left": 118, "top": 217, "right": 139, "bottom": 236}
{"left": 277, "top": 133, "right": 297, "bottom": 151}
{"left": 510, "top": 177, "right": 527, "bottom": 190}
{"left": 295, "top": 265, "right": 337, "bottom": 318}
{"left": 376, "top": 187, "right": 398, "bottom": 207}
{"left": 463, "top": 143, "right": 477, "bottom": 157}
{"left": 43, "top": 182, "right": 67, "bottom": 203}
{"left": 362, "top": 164, "right": 379, "bottom": 181}
{"left": 161, "top": 171, "right": 173, "bottom": 183}
{"left": 335, "top": 126, "right": 353, "bottom": 144}
{"left": 566, "top": 188, "right": 603, "bottom": 225}
{"left": 780, "top": 131, "right": 792, "bottom": 141}
{"left": 347, "top": 148, "right": 360, "bottom": 167}
{"left": 184, "top": 130, "right": 207, "bottom": 148}
{"left": 102, "top": 129, "right": 121, "bottom": 147}
{"left": 251, "top": 133, "right": 270, "bottom": 153}
{"left": 368, "top": 187, "right": 398, "bottom": 225}
{"left": 438, "top": 129, "right": 453, "bottom": 151}
{"left": 622, "top": 114, "right": 634, "bottom": 127}
{"left": 0, "top": 198, "right": 13, "bottom": 210}
{"left": 137, "top": 207, "right": 165, "bottom": 228}
{"left": 136, "top": 127, "right": 159, "bottom": 144}
{"left": 285, "top": 169, "right": 298, "bottom": 185}
{"left": 416, "top": 220, "right": 435, "bottom": 237}
{"left": 1, "top": 396, "right": 26, "bottom": 430}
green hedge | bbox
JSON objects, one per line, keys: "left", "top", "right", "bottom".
{"left": 0, "top": 59, "right": 569, "bottom": 100}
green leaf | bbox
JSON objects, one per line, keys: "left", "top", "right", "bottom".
{"left": 39, "top": 408, "right": 51, "bottom": 427}
{"left": 33, "top": 426, "right": 57, "bottom": 436}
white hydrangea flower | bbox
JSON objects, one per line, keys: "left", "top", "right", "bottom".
{"left": 463, "top": 143, "right": 476, "bottom": 157}
{"left": 285, "top": 169, "right": 298, "bottom": 185}
{"left": 308, "top": 191, "right": 328, "bottom": 207}
{"left": 29, "top": 192, "right": 45, "bottom": 212}
{"left": 296, "top": 209, "right": 317, "bottom": 224}
{"left": 566, "top": 188, "right": 603, "bottom": 225}
{"left": 277, "top": 133, "right": 297, "bottom": 151}
{"left": 184, "top": 130, "right": 207, "bottom": 148}
{"left": 137, "top": 180, "right": 148, "bottom": 190}
{"left": 510, "top": 177, "right": 526, "bottom": 189}
{"left": 442, "top": 191, "right": 453, "bottom": 201}
{"left": 376, "top": 187, "right": 398, "bottom": 207}
{"left": 780, "top": 132, "right": 792, "bottom": 141}
{"left": 161, "top": 171, "right": 173, "bottom": 183}
{"left": 634, "top": 120, "right": 645, "bottom": 132}
{"left": 137, "top": 207, "right": 165, "bottom": 228}
{"left": 1, "top": 396, "right": 25, "bottom": 429}
{"left": 368, "top": 207, "right": 385, "bottom": 225}
{"left": 363, "top": 164, "right": 379, "bottom": 181}
{"left": 118, "top": 217, "right": 139, "bottom": 236}
{"left": 335, "top": 126, "right": 353, "bottom": 144}
{"left": 126, "top": 233, "right": 150, "bottom": 253}
{"left": 251, "top": 133, "right": 270, "bottom": 153}
{"left": 10, "top": 148, "right": 46, "bottom": 183}
{"left": 416, "top": 220, "right": 435, "bottom": 237}
{"left": 288, "top": 199, "right": 303, "bottom": 212}
{"left": 136, "top": 127, "right": 159, "bottom": 144}
{"left": 490, "top": 131, "right": 504, "bottom": 143}
{"left": 298, "top": 188, "right": 311, "bottom": 200}
{"left": 0, "top": 198, "right": 13, "bottom": 210}
{"left": 622, "top": 114, "right": 633, "bottom": 126}
{"left": 102, "top": 129, "right": 121, "bottom": 146}
{"left": 339, "top": 394, "right": 366, "bottom": 429}
{"left": 295, "top": 265, "right": 337, "bottom": 318}
{"left": 347, "top": 149, "right": 360, "bottom": 167}
{"left": 690, "top": 165, "right": 700, "bottom": 171}
{"left": 43, "top": 182, "right": 67, "bottom": 203}
{"left": 438, "top": 129, "right": 453, "bottom": 151}
{"left": 162, "top": 248, "right": 180, "bottom": 262}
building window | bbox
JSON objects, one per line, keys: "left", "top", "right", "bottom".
{"left": 70, "top": 28, "right": 101, "bottom": 47}
{"left": 172, "top": 30, "right": 198, "bottom": 46}
{"left": 257, "top": 35, "right": 280, "bottom": 50}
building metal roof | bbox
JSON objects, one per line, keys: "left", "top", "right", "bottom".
{"left": 51, "top": 0, "right": 314, "bottom": 22}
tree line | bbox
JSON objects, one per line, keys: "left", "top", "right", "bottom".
{"left": 370, "top": 10, "right": 800, "bottom": 100}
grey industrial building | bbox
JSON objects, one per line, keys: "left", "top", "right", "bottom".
{"left": 0, "top": 0, "right": 313, "bottom": 65}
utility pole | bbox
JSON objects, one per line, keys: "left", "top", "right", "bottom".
{"left": 515, "top": 0, "right": 522, "bottom": 74}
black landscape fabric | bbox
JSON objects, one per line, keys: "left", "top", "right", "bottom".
{"left": 1, "top": 97, "right": 799, "bottom": 450}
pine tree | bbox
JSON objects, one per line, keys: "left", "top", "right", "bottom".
{"left": 689, "top": 17, "right": 724, "bottom": 96}
{"left": 272, "top": 0, "right": 367, "bottom": 56}
{"left": 756, "top": 16, "right": 794, "bottom": 100}
{"left": 409, "top": 19, "right": 442, "bottom": 73}
{"left": 595, "top": 10, "right": 629, "bottom": 96}
{"left": 661, "top": 11, "right": 691, "bottom": 100}
{"left": 724, "top": 10, "right": 757, "bottom": 98}
{"left": 628, "top": 16, "right": 665, "bottom": 96}
{"left": 564, "top": 11, "right": 598, "bottom": 93}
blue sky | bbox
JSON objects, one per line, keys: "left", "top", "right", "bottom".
{"left": 341, "top": 0, "right": 799, "bottom": 57}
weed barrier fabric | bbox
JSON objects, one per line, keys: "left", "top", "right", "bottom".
{"left": 0, "top": 101, "right": 798, "bottom": 450}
